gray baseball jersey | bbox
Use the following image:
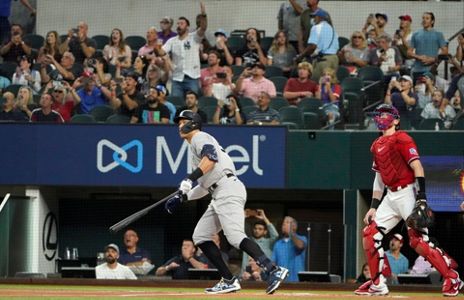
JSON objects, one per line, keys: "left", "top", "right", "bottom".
{"left": 189, "top": 131, "right": 247, "bottom": 248}
{"left": 190, "top": 131, "right": 236, "bottom": 189}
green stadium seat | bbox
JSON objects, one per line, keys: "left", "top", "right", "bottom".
{"left": 265, "top": 66, "right": 284, "bottom": 78}
{"left": 452, "top": 117, "right": 464, "bottom": 130}
{"left": 198, "top": 96, "right": 218, "bottom": 108}
{"left": 242, "top": 105, "right": 258, "bottom": 118}
{"left": 231, "top": 65, "right": 244, "bottom": 77}
{"left": 166, "top": 95, "right": 184, "bottom": 107}
{"left": 70, "top": 114, "right": 97, "bottom": 123}
{"left": 0, "top": 61, "right": 18, "bottom": 80}
{"left": 269, "top": 76, "right": 288, "bottom": 96}
{"left": 106, "top": 114, "right": 131, "bottom": 124}
{"left": 3, "top": 84, "right": 22, "bottom": 97}
{"left": 336, "top": 66, "right": 350, "bottom": 83}
{"left": 23, "top": 34, "right": 44, "bottom": 50}
{"left": 279, "top": 106, "right": 303, "bottom": 129}
{"left": 417, "top": 118, "right": 444, "bottom": 130}
{"left": 338, "top": 36, "right": 350, "bottom": 51}
{"left": 260, "top": 37, "right": 274, "bottom": 52}
{"left": 202, "top": 105, "right": 218, "bottom": 123}
{"left": 269, "top": 96, "right": 289, "bottom": 111}
{"left": 91, "top": 35, "right": 110, "bottom": 50}
{"left": 90, "top": 105, "right": 115, "bottom": 122}
{"left": 124, "top": 36, "right": 146, "bottom": 50}
{"left": 303, "top": 112, "right": 322, "bottom": 129}
{"left": 238, "top": 97, "right": 255, "bottom": 107}
{"left": 227, "top": 36, "right": 246, "bottom": 53}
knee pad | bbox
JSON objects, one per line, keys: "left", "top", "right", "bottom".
{"left": 362, "top": 222, "right": 390, "bottom": 284}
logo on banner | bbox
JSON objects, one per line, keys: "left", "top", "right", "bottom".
{"left": 97, "top": 139, "right": 143, "bottom": 173}
{"left": 42, "top": 212, "right": 57, "bottom": 261}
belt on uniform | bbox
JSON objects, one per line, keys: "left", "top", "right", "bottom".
{"left": 208, "top": 173, "right": 235, "bottom": 193}
{"left": 387, "top": 184, "right": 408, "bottom": 192}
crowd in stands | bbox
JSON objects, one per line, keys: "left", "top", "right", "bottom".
{"left": 97, "top": 210, "right": 308, "bottom": 282}
{"left": 0, "top": 1, "right": 463, "bottom": 130}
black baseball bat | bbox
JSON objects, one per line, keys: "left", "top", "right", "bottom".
{"left": 109, "top": 191, "right": 178, "bottom": 233}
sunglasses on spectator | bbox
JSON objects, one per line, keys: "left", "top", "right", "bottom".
{"left": 352, "top": 36, "right": 363, "bottom": 39}
{"left": 54, "top": 90, "right": 64, "bottom": 93}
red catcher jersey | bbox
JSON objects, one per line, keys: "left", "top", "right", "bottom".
{"left": 371, "top": 131, "right": 420, "bottom": 187}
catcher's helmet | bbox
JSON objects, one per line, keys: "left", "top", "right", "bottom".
{"left": 373, "top": 104, "right": 400, "bottom": 130}
{"left": 174, "top": 110, "right": 202, "bottom": 133}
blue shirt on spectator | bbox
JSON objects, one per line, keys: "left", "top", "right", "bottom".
{"left": 410, "top": 29, "right": 447, "bottom": 73}
{"left": 77, "top": 87, "right": 108, "bottom": 114}
{"left": 385, "top": 250, "right": 409, "bottom": 275}
{"left": 390, "top": 91, "right": 417, "bottom": 115}
{"left": 118, "top": 247, "right": 151, "bottom": 265}
{"left": 164, "top": 101, "right": 177, "bottom": 123}
{"left": 308, "top": 21, "right": 339, "bottom": 55}
{"left": 271, "top": 234, "right": 308, "bottom": 282}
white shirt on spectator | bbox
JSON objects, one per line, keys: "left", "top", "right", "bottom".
{"left": 12, "top": 70, "right": 41, "bottom": 94}
{"left": 95, "top": 263, "right": 137, "bottom": 280}
{"left": 377, "top": 48, "right": 397, "bottom": 74}
{"left": 163, "top": 31, "right": 202, "bottom": 81}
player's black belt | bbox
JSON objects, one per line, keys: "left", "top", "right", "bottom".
{"left": 208, "top": 173, "right": 235, "bottom": 193}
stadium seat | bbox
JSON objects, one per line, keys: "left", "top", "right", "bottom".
{"left": 279, "top": 106, "right": 303, "bottom": 129}
{"left": 269, "top": 76, "right": 288, "bottom": 96}
{"left": 90, "top": 105, "right": 115, "bottom": 122}
{"left": 202, "top": 105, "right": 218, "bottom": 123}
{"left": 0, "top": 61, "right": 18, "bottom": 80}
{"left": 238, "top": 97, "right": 255, "bottom": 108}
{"left": 269, "top": 96, "right": 289, "bottom": 111}
{"left": 124, "top": 36, "right": 146, "bottom": 50}
{"left": 343, "top": 91, "right": 364, "bottom": 125}
{"left": 357, "top": 66, "right": 384, "bottom": 82}
{"left": 227, "top": 36, "right": 246, "bottom": 53}
{"left": 131, "top": 50, "right": 138, "bottom": 63}
{"left": 338, "top": 37, "right": 350, "bottom": 51}
{"left": 452, "top": 116, "right": 464, "bottom": 130}
{"left": 166, "top": 95, "right": 184, "bottom": 107}
{"left": 3, "top": 84, "right": 22, "bottom": 97}
{"left": 70, "top": 114, "right": 97, "bottom": 123}
{"left": 198, "top": 96, "right": 218, "bottom": 108}
{"left": 242, "top": 105, "right": 257, "bottom": 118}
{"left": 106, "top": 114, "right": 131, "bottom": 124}
{"left": 336, "top": 66, "right": 350, "bottom": 83}
{"left": 303, "top": 112, "right": 322, "bottom": 129}
{"left": 298, "top": 97, "right": 323, "bottom": 113}
{"left": 91, "top": 35, "right": 110, "bottom": 50}
{"left": 417, "top": 118, "right": 444, "bottom": 130}
{"left": 23, "top": 34, "right": 44, "bottom": 50}
{"left": 265, "top": 65, "right": 284, "bottom": 78}
{"left": 260, "top": 37, "right": 274, "bottom": 52}
{"left": 231, "top": 65, "right": 244, "bottom": 77}
{"left": 341, "top": 77, "right": 364, "bottom": 93}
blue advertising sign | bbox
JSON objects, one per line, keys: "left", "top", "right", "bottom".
{"left": 0, "top": 124, "right": 287, "bottom": 188}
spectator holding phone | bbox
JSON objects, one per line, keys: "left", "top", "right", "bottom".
{"left": 60, "top": 21, "right": 96, "bottom": 64}
{"left": 0, "top": 23, "right": 31, "bottom": 62}
{"left": 318, "top": 67, "right": 341, "bottom": 126}
{"left": 213, "top": 94, "right": 245, "bottom": 125}
{"left": 241, "top": 209, "right": 278, "bottom": 274}
{"left": 200, "top": 50, "right": 229, "bottom": 97}
{"left": 367, "top": 34, "right": 401, "bottom": 82}
{"left": 385, "top": 75, "right": 417, "bottom": 124}
{"left": 37, "top": 31, "right": 63, "bottom": 64}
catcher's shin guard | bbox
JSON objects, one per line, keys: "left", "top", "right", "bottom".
{"left": 408, "top": 228, "right": 458, "bottom": 279}
{"left": 362, "top": 222, "right": 391, "bottom": 285}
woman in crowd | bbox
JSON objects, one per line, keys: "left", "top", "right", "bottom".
{"left": 267, "top": 30, "right": 297, "bottom": 75}
{"left": 37, "top": 31, "right": 62, "bottom": 63}
{"left": 15, "top": 86, "right": 36, "bottom": 119}
{"left": 338, "top": 31, "right": 369, "bottom": 75}
{"left": 103, "top": 28, "right": 132, "bottom": 69}
{"left": 212, "top": 94, "right": 246, "bottom": 125}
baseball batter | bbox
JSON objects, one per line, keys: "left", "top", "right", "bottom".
{"left": 164, "top": 110, "right": 288, "bottom": 294}
{"left": 355, "top": 104, "right": 462, "bottom": 297}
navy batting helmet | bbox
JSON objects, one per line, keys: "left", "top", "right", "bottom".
{"left": 174, "top": 110, "right": 202, "bottom": 133}
{"left": 373, "top": 104, "right": 399, "bottom": 130}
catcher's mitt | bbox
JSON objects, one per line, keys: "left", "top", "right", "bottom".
{"left": 406, "top": 200, "right": 435, "bottom": 229}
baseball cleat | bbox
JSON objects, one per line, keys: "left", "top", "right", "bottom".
{"left": 266, "top": 266, "right": 289, "bottom": 294}
{"left": 205, "top": 276, "right": 241, "bottom": 294}
{"left": 354, "top": 280, "right": 372, "bottom": 295}
{"left": 442, "top": 274, "right": 463, "bottom": 297}
{"left": 367, "top": 282, "right": 389, "bottom": 296}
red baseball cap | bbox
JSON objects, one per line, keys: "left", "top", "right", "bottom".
{"left": 399, "top": 15, "right": 412, "bottom": 22}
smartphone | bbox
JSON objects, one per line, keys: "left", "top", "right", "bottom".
{"left": 391, "top": 76, "right": 397, "bottom": 82}
{"left": 117, "top": 56, "right": 126, "bottom": 63}
{"left": 216, "top": 72, "right": 227, "bottom": 79}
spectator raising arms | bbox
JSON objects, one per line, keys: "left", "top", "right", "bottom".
{"left": 60, "top": 21, "right": 96, "bottom": 64}
{"left": 213, "top": 94, "right": 246, "bottom": 125}
{"left": 235, "top": 28, "right": 267, "bottom": 66}
{"left": 103, "top": 28, "right": 132, "bottom": 69}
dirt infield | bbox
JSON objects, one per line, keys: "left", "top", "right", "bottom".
{"left": 0, "top": 284, "right": 451, "bottom": 300}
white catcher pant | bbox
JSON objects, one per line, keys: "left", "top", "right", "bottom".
{"left": 192, "top": 176, "right": 247, "bottom": 249}
{"left": 375, "top": 184, "right": 416, "bottom": 233}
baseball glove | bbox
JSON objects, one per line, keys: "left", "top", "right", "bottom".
{"left": 406, "top": 200, "right": 435, "bottom": 229}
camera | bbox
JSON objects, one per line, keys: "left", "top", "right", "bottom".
{"left": 71, "top": 28, "right": 78, "bottom": 37}
{"left": 216, "top": 72, "right": 227, "bottom": 79}
{"left": 395, "top": 29, "right": 401, "bottom": 36}
{"left": 117, "top": 56, "right": 126, "bottom": 63}
{"left": 48, "top": 65, "right": 63, "bottom": 81}
{"left": 87, "top": 58, "right": 97, "bottom": 67}
{"left": 438, "top": 54, "right": 450, "bottom": 61}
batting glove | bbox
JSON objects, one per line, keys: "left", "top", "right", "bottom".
{"left": 179, "top": 179, "right": 192, "bottom": 195}
{"left": 165, "top": 192, "right": 186, "bottom": 214}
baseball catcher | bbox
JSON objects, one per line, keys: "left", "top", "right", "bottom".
{"left": 355, "top": 104, "right": 462, "bottom": 297}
